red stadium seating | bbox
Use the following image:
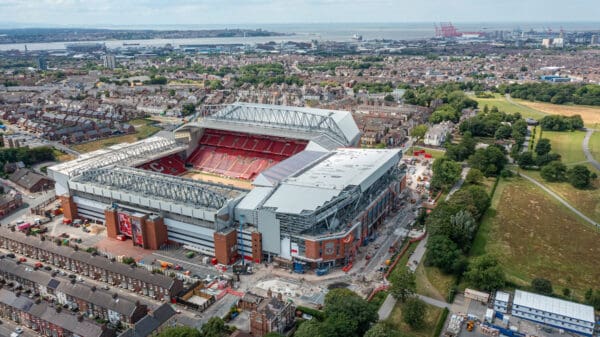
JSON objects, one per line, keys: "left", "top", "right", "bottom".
{"left": 138, "top": 154, "right": 186, "bottom": 176}
{"left": 186, "top": 129, "right": 308, "bottom": 180}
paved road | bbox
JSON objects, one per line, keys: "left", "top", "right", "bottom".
{"left": 408, "top": 235, "right": 428, "bottom": 272}
{"left": 417, "top": 294, "right": 451, "bottom": 309}
{"left": 582, "top": 129, "right": 600, "bottom": 171}
{"left": 518, "top": 172, "right": 599, "bottom": 228}
{"left": 377, "top": 291, "right": 448, "bottom": 320}
{"left": 378, "top": 294, "right": 397, "bottom": 320}
{"left": 445, "top": 167, "right": 470, "bottom": 201}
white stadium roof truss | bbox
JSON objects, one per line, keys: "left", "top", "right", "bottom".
{"left": 207, "top": 104, "right": 350, "bottom": 145}
{"left": 73, "top": 166, "right": 239, "bottom": 210}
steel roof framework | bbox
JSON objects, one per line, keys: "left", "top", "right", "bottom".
{"left": 74, "top": 166, "right": 234, "bottom": 209}
{"left": 208, "top": 104, "right": 349, "bottom": 145}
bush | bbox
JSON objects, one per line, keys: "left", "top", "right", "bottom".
{"left": 531, "top": 277, "right": 553, "bottom": 295}
{"left": 433, "top": 308, "right": 450, "bottom": 337}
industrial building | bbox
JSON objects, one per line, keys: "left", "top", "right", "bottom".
{"left": 48, "top": 103, "right": 406, "bottom": 268}
{"left": 511, "top": 290, "right": 595, "bottom": 337}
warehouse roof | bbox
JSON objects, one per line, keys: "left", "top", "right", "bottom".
{"left": 513, "top": 290, "right": 595, "bottom": 323}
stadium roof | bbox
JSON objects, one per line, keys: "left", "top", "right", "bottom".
{"left": 184, "top": 103, "right": 361, "bottom": 149}
{"left": 513, "top": 290, "right": 595, "bottom": 323}
{"left": 49, "top": 136, "right": 187, "bottom": 178}
{"left": 70, "top": 165, "right": 246, "bottom": 211}
{"left": 253, "top": 150, "right": 329, "bottom": 187}
{"left": 261, "top": 148, "right": 400, "bottom": 214}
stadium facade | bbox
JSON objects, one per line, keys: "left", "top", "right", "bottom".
{"left": 49, "top": 103, "right": 406, "bottom": 269}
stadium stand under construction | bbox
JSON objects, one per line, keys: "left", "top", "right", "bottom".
{"left": 49, "top": 103, "right": 406, "bottom": 269}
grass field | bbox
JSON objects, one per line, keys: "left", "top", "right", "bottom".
{"left": 407, "top": 146, "right": 446, "bottom": 160}
{"left": 542, "top": 130, "right": 588, "bottom": 165}
{"left": 52, "top": 149, "right": 75, "bottom": 162}
{"left": 71, "top": 119, "right": 160, "bottom": 153}
{"left": 474, "top": 176, "right": 600, "bottom": 299}
{"left": 385, "top": 301, "right": 443, "bottom": 337}
{"left": 524, "top": 170, "right": 600, "bottom": 223}
{"left": 473, "top": 94, "right": 547, "bottom": 120}
{"left": 515, "top": 99, "right": 600, "bottom": 128}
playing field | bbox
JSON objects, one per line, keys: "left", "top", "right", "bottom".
{"left": 475, "top": 177, "right": 600, "bottom": 299}
{"left": 473, "top": 94, "right": 547, "bottom": 120}
{"left": 182, "top": 171, "right": 253, "bottom": 189}
{"left": 515, "top": 100, "right": 600, "bottom": 128}
{"left": 542, "top": 130, "right": 588, "bottom": 165}
{"left": 524, "top": 170, "right": 600, "bottom": 223}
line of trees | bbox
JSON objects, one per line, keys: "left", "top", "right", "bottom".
{"left": 539, "top": 115, "right": 584, "bottom": 131}
{"left": 498, "top": 83, "right": 600, "bottom": 106}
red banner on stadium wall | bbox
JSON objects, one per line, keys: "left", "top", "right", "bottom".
{"left": 118, "top": 212, "right": 132, "bottom": 237}
{"left": 132, "top": 217, "right": 144, "bottom": 246}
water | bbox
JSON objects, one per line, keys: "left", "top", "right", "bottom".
{"left": 1, "top": 22, "right": 598, "bottom": 51}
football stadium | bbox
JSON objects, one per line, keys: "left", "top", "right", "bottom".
{"left": 49, "top": 103, "right": 406, "bottom": 270}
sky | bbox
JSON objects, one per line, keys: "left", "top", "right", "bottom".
{"left": 0, "top": 0, "right": 598, "bottom": 27}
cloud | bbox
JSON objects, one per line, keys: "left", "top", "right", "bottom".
{"left": 0, "top": 0, "right": 598, "bottom": 26}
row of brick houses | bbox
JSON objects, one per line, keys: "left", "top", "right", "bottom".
{"left": 0, "top": 288, "right": 115, "bottom": 337}
{"left": 0, "top": 227, "right": 183, "bottom": 301}
{"left": 0, "top": 257, "right": 148, "bottom": 328}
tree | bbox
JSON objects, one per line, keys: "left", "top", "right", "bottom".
{"left": 157, "top": 326, "right": 202, "bottom": 337}
{"left": 465, "top": 255, "right": 506, "bottom": 291}
{"left": 431, "top": 158, "right": 462, "bottom": 191}
{"left": 200, "top": 317, "right": 230, "bottom": 337}
{"left": 535, "top": 138, "right": 552, "bottom": 156}
{"left": 323, "top": 288, "right": 377, "bottom": 337}
{"left": 563, "top": 288, "right": 571, "bottom": 297}
{"left": 424, "top": 235, "right": 465, "bottom": 274}
{"left": 468, "top": 146, "right": 507, "bottom": 176}
{"left": 540, "top": 161, "right": 567, "bottom": 182}
{"left": 567, "top": 165, "right": 593, "bottom": 189}
{"left": 494, "top": 125, "right": 512, "bottom": 140}
{"left": 364, "top": 322, "right": 400, "bottom": 337}
{"left": 294, "top": 320, "right": 324, "bottom": 337}
{"left": 449, "top": 210, "right": 478, "bottom": 250}
{"left": 517, "top": 151, "right": 535, "bottom": 168}
{"left": 465, "top": 169, "right": 484, "bottom": 185}
{"left": 384, "top": 94, "right": 395, "bottom": 102}
{"left": 410, "top": 125, "right": 428, "bottom": 145}
{"left": 402, "top": 297, "right": 427, "bottom": 329}
{"left": 389, "top": 267, "right": 416, "bottom": 302}
{"left": 531, "top": 278, "right": 553, "bottom": 295}
{"left": 181, "top": 103, "right": 196, "bottom": 117}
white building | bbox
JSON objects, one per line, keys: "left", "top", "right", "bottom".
{"left": 424, "top": 121, "right": 453, "bottom": 146}
{"left": 494, "top": 291, "right": 510, "bottom": 314}
{"left": 512, "top": 290, "right": 595, "bottom": 337}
